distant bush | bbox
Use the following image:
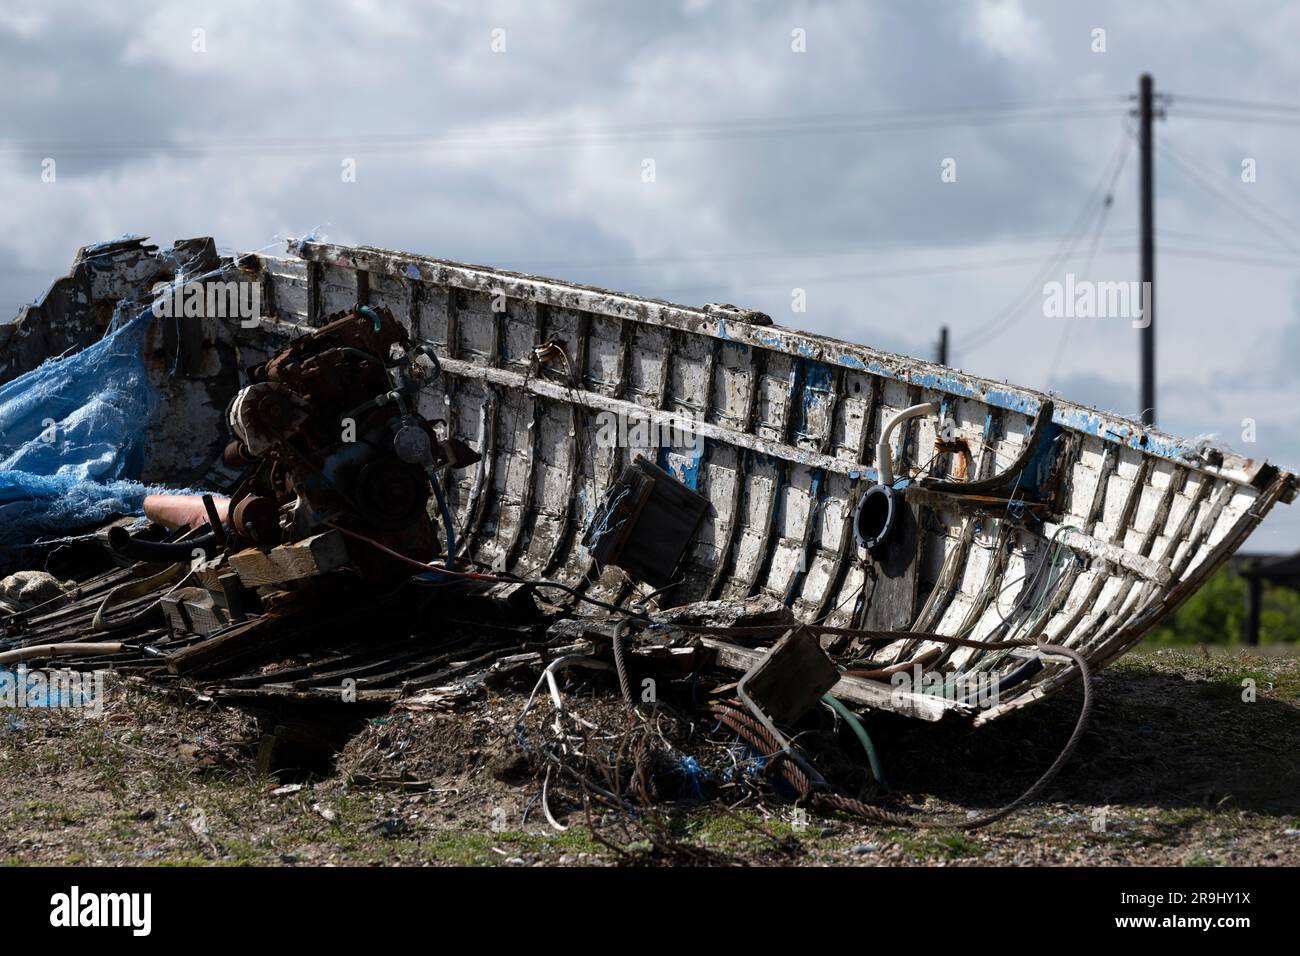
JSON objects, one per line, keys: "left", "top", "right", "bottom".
{"left": 1146, "top": 565, "right": 1300, "bottom": 645}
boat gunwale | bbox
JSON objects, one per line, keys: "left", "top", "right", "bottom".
{"left": 284, "top": 240, "right": 1295, "bottom": 497}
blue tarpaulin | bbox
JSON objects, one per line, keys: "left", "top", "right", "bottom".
{"left": 0, "top": 301, "right": 183, "bottom": 558}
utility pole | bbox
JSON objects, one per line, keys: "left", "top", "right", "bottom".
{"left": 1137, "top": 73, "right": 1157, "bottom": 426}
{"left": 936, "top": 325, "right": 949, "bottom": 366}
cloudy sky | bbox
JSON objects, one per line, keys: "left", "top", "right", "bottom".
{"left": 2, "top": 0, "right": 1298, "bottom": 549}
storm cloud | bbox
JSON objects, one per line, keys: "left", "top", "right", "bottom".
{"left": 2, "top": 0, "right": 1297, "bottom": 547}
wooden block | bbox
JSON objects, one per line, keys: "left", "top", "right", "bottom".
{"left": 582, "top": 456, "right": 710, "bottom": 588}
{"left": 161, "top": 586, "right": 229, "bottom": 636}
{"left": 192, "top": 566, "right": 227, "bottom": 592}
{"left": 700, "top": 636, "right": 966, "bottom": 722}
{"left": 229, "top": 531, "right": 350, "bottom": 588}
{"left": 739, "top": 629, "right": 841, "bottom": 726}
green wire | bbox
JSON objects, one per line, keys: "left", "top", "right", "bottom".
{"left": 823, "top": 527, "right": 1083, "bottom": 789}
{"left": 823, "top": 693, "right": 885, "bottom": 785}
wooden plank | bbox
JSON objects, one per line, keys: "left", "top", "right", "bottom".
{"left": 863, "top": 500, "right": 921, "bottom": 632}
{"left": 166, "top": 617, "right": 271, "bottom": 676}
{"left": 228, "top": 532, "right": 350, "bottom": 587}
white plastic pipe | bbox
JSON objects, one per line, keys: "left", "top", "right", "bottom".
{"left": 875, "top": 402, "right": 939, "bottom": 487}
{"left": 0, "top": 643, "right": 124, "bottom": 665}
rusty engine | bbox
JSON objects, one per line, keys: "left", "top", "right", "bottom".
{"left": 222, "top": 305, "right": 477, "bottom": 581}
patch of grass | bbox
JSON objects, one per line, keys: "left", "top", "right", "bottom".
{"left": 934, "top": 832, "right": 981, "bottom": 858}
{"left": 388, "top": 828, "right": 604, "bottom": 866}
{"left": 21, "top": 800, "right": 84, "bottom": 826}
{"left": 1151, "top": 808, "right": 1210, "bottom": 829}
{"left": 887, "top": 828, "right": 983, "bottom": 860}
{"left": 155, "top": 856, "right": 246, "bottom": 867}
{"left": 423, "top": 831, "right": 507, "bottom": 866}
{"left": 214, "top": 836, "right": 264, "bottom": 863}
{"left": 683, "top": 809, "right": 803, "bottom": 850}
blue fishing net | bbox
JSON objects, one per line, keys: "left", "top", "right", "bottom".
{"left": 0, "top": 301, "right": 183, "bottom": 560}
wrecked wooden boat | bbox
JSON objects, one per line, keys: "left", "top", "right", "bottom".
{"left": 2, "top": 236, "right": 1294, "bottom": 728}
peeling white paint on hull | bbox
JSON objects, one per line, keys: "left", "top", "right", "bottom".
{"left": 4, "top": 236, "right": 1293, "bottom": 724}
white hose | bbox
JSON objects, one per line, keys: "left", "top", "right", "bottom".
{"left": 0, "top": 642, "right": 124, "bottom": 666}
{"left": 875, "top": 401, "right": 939, "bottom": 486}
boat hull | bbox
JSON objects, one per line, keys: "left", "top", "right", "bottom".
{"left": 4, "top": 236, "right": 1293, "bottom": 722}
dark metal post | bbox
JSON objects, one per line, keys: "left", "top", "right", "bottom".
{"left": 936, "top": 326, "right": 949, "bottom": 366}
{"left": 1139, "top": 74, "right": 1156, "bottom": 426}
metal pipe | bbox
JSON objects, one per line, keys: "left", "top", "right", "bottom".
{"left": 876, "top": 401, "right": 939, "bottom": 487}
{"left": 202, "top": 494, "right": 227, "bottom": 547}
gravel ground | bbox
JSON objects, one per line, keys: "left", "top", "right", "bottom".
{"left": 0, "top": 647, "right": 1296, "bottom": 866}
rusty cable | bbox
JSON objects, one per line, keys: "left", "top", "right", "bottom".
{"left": 928, "top": 637, "right": 1093, "bottom": 830}
{"left": 707, "top": 636, "right": 1092, "bottom": 832}
{"left": 810, "top": 792, "right": 914, "bottom": 827}
{"left": 611, "top": 620, "right": 635, "bottom": 708}
{"left": 710, "top": 701, "right": 820, "bottom": 797}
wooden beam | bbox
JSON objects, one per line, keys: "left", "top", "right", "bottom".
{"left": 228, "top": 531, "right": 350, "bottom": 588}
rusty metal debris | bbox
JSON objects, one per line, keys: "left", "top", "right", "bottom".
{"left": 0, "top": 235, "right": 1296, "bottom": 833}
{"left": 220, "top": 303, "right": 479, "bottom": 583}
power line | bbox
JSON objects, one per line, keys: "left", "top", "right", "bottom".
{"left": 510, "top": 228, "right": 1145, "bottom": 272}
{"left": 1044, "top": 133, "right": 1131, "bottom": 386}
{"left": 1168, "top": 93, "right": 1300, "bottom": 116}
{"left": 1160, "top": 137, "right": 1300, "bottom": 244}
{"left": 959, "top": 122, "right": 1135, "bottom": 359}
{"left": 0, "top": 101, "right": 1123, "bottom": 157}
{"left": 1169, "top": 108, "right": 1300, "bottom": 128}
{"left": 1159, "top": 245, "right": 1300, "bottom": 269}
{"left": 1157, "top": 227, "right": 1289, "bottom": 254}
{"left": 1157, "top": 135, "right": 1300, "bottom": 254}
